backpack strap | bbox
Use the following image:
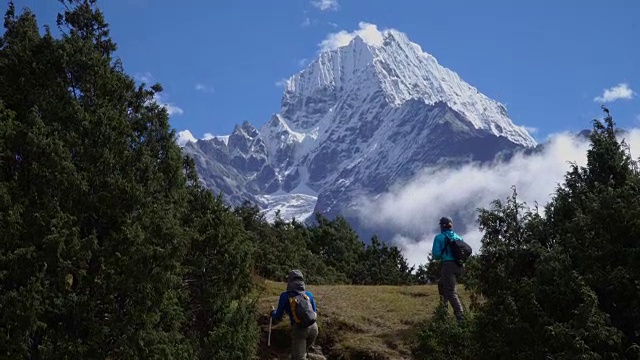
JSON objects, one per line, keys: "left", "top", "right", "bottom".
{"left": 440, "top": 234, "right": 452, "bottom": 257}
{"left": 288, "top": 296, "right": 302, "bottom": 324}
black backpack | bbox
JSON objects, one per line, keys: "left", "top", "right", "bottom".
{"left": 288, "top": 291, "right": 317, "bottom": 327}
{"left": 442, "top": 234, "right": 473, "bottom": 266}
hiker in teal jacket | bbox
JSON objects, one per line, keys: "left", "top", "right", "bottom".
{"left": 431, "top": 216, "right": 466, "bottom": 324}
{"left": 270, "top": 270, "right": 319, "bottom": 360}
{"left": 432, "top": 219, "right": 464, "bottom": 262}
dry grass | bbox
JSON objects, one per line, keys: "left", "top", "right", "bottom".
{"left": 256, "top": 280, "right": 471, "bottom": 360}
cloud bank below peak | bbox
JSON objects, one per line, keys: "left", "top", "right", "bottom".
{"left": 355, "top": 127, "right": 640, "bottom": 268}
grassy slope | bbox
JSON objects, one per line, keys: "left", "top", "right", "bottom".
{"left": 256, "top": 280, "right": 471, "bottom": 360}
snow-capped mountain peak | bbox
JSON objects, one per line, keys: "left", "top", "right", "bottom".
{"left": 176, "top": 130, "right": 197, "bottom": 147}
{"left": 281, "top": 25, "right": 536, "bottom": 148}
{"left": 181, "top": 22, "right": 539, "bottom": 228}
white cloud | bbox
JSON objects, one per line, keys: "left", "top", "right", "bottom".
{"left": 594, "top": 83, "right": 636, "bottom": 103}
{"left": 134, "top": 72, "right": 154, "bottom": 84}
{"left": 175, "top": 130, "right": 196, "bottom": 147}
{"left": 311, "top": 0, "right": 338, "bottom": 11}
{"left": 195, "top": 83, "right": 215, "bottom": 93}
{"left": 297, "top": 58, "right": 309, "bottom": 67}
{"left": 275, "top": 78, "right": 289, "bottom": 88}
{"left": 202, "top": 133, "right": 215, "bottom": 140}
{"left": 152, "top": 93, "right": 184, "bottom": 116}
{"left": 133, "top": 72, "right": 183, "bottom": 116}
{"left": 523, "top": 126, "right": 538, "bottom": 134}
{"left": 328, "top": 22, "right": 338, "bottom": 28}
{"left": 319, "top": 22, "right": 385, "bottom": 52}
{"left": 355, "top": 128, "right": 640, "bottom": 267}
{"left": 302, "top": 17, "right": 311, "bottom": 27}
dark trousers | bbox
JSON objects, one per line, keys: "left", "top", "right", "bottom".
{"left": 437, "top": 260, "right": 464, "bottom": 319}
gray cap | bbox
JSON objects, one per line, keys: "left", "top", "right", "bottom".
{"left": 439, "top": 216, "right": 453, "bottom": 226}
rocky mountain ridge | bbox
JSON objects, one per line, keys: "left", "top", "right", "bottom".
{"left": 179, "top": 26, "right": 538, "bottom": 237}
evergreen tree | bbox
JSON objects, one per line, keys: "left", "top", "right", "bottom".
{"left": 1, "top": 1, "right": 193, "bottom": 357}
{"left": 413, "top": 263, "right": 432, "bottom": 285}
{"left": 308, "top": 213, "right": 365, "bottom": 282}
{"left": 354, "top": 235, "right": 415, "bottom": 285}
{"left": 232, "top": 203, "right": 419, "bottom": 285}
{"left": 412, "top": 303, "right": 477, "bottom": 360}
{"left": 470, "top": 187, "right": 623, "bottom": 359}
{"left": 233, "top": 202, "right": 348, "bottom": 284}
{"left": 287, "top": 216, "right": 347, "bottom": 284}
{"left": 233, "top": 201, "right": 306, "bottom": 281}
{"left": 181, "top": 159, "right": 259, "bottom": 360}
{"left": 0, "top": 1, "right": 257, "bottom": 358}
{"left": 422, "top": 253, "right": 442, "bottom": 284}
{"left": 544, "top": 108, "right": 640, "bottom": 356}
{"left": 415, "top": 108, "right": 640, "bottom": 359}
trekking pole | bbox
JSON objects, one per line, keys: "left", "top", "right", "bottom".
{"left": 268, "top": 306, "right": 274, "bottom": 347}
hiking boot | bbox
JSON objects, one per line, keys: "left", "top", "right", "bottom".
{"left": 307, "top": 354, "right": 327, "bottom": 360}
{"left": 308, "top": 344, "right": 323, "bottom": 354}
{"left": 456, "top": 314, "right": 466, "bottom": 325}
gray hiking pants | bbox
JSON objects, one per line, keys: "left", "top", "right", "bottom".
{"left": 291, "top": 322, "right": 319, "bottom": 360}
{"left": 438, "top": 260, "right": 464, "bottom": 319}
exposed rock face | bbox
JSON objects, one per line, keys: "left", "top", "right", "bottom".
{"left": 180, "top": 27, "right": 536, "bottom": 238}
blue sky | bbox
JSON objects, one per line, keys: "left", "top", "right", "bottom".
{"left": 10, "top": 0, "right": 640, "bottom": 143}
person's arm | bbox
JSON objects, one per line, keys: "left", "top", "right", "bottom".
{"left": 271, "top": 293, "right": 288, "bottom": 322}
{"left": 308, "top": 291, "right": 317, "bottom": 312}
{"left": 431, "top": 234, "right": 443, "bottom": 260}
